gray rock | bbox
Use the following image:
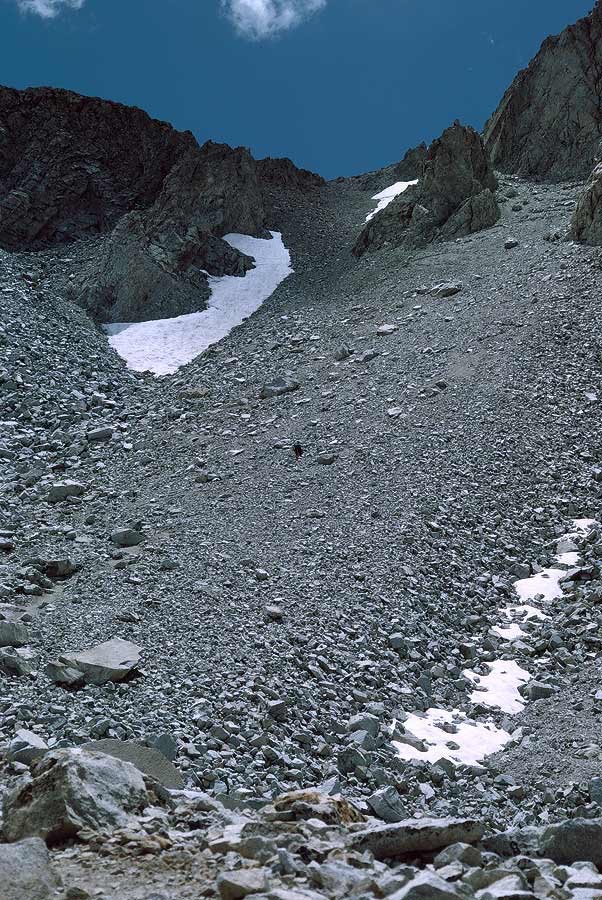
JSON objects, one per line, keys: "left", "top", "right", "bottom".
{"left": 570, "top": 159, "right": 602, "bottom": 244}
{"left": 3, "top": 748, "right": 148, "bottom": 844}
{"left": 349, "top": 816, "right": 483, "bottom": 860}
{"left": 431, "top": 282, "right": 463, "bottom": 298}
{"left": 46, "top": 480, "right": 85, "bottom": 503}
{"left": 260, "top": 376, "right": 300, "bottom": 400}
{"left": 389, "top": 871, "right": 462, "bottom": 899}
{"left": 504, "top": 238, "right": 519, "bottom": 249}
{"left": 57, "top": 638, "right": 141, "bottom": 685}
{"left": 0, "top": 646, "right": 38, "bottom": 676}
{"left": 86, "top": 426, "right": 113, "bottom": 442}
{"left": 484, "top": 3, "right": 602, "bottom": 180}
{"left": 110, "top": 527, "right": 144, "bottom": 547}
{"left": 538, "top": 818, "right": 602, "bottom": 866}
{"left": 354, "top": 122, "right": 499, "bottom": 255}
{"left": 0, "top": 837, "right": 61, "bottom": 900}
{"left": 7, "top": 729, "right": 49, "bottom": 765}
{"left": 44, "top": 660, "right": 86, "bottom": 687}
{"left": 82, "top": 739, "right": 184, "bottom": 789}
{"left": 77, "top": 141, "right": 265, "bottom": 323}
{"left": 217, "top": 868, "right": 269, "bottom": 899}
{"left": 0, "top": 621, "right": 28, "bottom": 648}
{"left": 367, "top": 785, "right": 408, "bottom": 823}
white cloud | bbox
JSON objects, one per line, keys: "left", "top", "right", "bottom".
{"left": 17, "top": 0, "right": 84, "bottom": 17}
{"left": 222, "top": 0, "right": 326, "bottom": 39}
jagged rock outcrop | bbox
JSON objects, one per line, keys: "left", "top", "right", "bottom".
{"left": 0, "top": 85, "right": 195, "bottom": 250}
{"left": 484, "top": 1, "right": 602, "bottom": 181}
{"left": 353, "top": 123, "right": 499, "bottom": 256}
{"left": 569, "top": 155, "right": 602, "bottom": 244}
{"left": 335, "top": 142, "right": 427, "bottom": 193}
{"left": 257, "top": 156, "right": 325, "bottom": 191}
{"left": 0, "top": 85, "right": 268, "bottom": 322}
{"left": 75, "top": 141, "right": 266, "bottom": 322}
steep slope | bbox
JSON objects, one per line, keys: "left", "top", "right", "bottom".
{"left": 353, "top": 123, "right": 499, "bottom": 255}
{"left": 484, "top": 1, "right": 602, "bottom": 181}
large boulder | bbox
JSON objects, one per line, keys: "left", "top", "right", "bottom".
{"left": 46, "top": 637, "right": 141, "bottom": 686}
{"left": 2, "top": 748, "right": 149, "bottom": 844}
{"left": 353, "top": 123, "right": 498, "bottom": 255}
{"left": 484, "top": 1, "right": 602, "bottom": 181}
{"left": 348, "top": 816, "right": 483, "bottom": 860}
{"left": 0, "top": 837, "right": 61, "bottom": 900}
{"left": 569, "top": 159, "right": 602, "bottom": 244}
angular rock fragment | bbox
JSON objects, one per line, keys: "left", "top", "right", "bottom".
{"left": 3, "top": 748, "right": 148, "bottom": 844}
{"left": 110, "top": 527, "right": 144, "bottom": 547}
{"left": 0, "top": 621, "right": 28, "bottom": 648}
{"left": 0, "top": 837, "right": 61, "bottom": 900}
{"left": 349, "top": 816, "right": 483, "bottom": 859}
{"left": 47, "top": 638, "right": 141, "bottom": 686}
{"left": 259, "top": 375, "right": 300, "bottom": 400}
{"left": 82, "top": 739, "right": 184, "bottom": 789}
{"left": 46, "top": 481, "right": 86, "bottom": 503}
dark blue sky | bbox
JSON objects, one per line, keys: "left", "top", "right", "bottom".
{"left": 0, "top": 0, "right": 594, "bottom": 178}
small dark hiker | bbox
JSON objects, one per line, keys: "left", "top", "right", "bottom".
{"left": 293, "top": 442, "right": 304, "bottom": 461}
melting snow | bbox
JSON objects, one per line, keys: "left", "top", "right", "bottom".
{"left": 393, "top": 708, "right": 510, "bottom": 767}
{"left": 464, "top": 659, "right": 530, "bottom": 714}
{"left": 365, "top": 180, "right": 418, "bottom": 222}
{"left": 104, "top": 231, "right": 292, "bottom": 376}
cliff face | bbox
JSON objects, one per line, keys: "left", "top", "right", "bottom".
{"left": 76, "top": 141, "right": 267, "bottom": 323}
{"left": 484, "top": 2, "right": 602, "bottom": 181}
{"left": 0, "top": 86, "right": 196, "bottom": 250}
{"left": 353, "top": 123, "right": 499, "bottom": 256}
{"left": 0, "top": 86, "right": 271, "bottom": 322}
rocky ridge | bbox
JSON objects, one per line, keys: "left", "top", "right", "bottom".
{"left": 353, "top": 123, "right": 499, "bottom": 255}
{"left": 484, "top": 0, "right": 602, "bottom": 181}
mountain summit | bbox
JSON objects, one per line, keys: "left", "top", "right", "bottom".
{"left": 484, "top": 0, "right": 602, "bottom": 180}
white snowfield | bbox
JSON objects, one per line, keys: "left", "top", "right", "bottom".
{"left": 104, "top": 231, "right": 292, "bottom": 376}
{"left": 365, "top": 180, "right": 418, "bottom": 223}
{"left": 393, "top": 708, "right": 510, "bottom": 767}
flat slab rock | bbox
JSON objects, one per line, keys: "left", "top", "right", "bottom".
{"left": 56, "top": 637, "right": 141, "bottom": 685}
{"left": 0, "top": 837, "right": 61, "bottom": 900}
{"left": 349, "top": 816, "right": 483, "bottom": 859}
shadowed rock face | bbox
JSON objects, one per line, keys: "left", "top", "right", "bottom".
{"left": 569, "top": 153, "right": 602, "bottom": 244}
{"left": 76, "top": 141, "right": 266, "bottom": 323}
{"left": 257, "top": 156, "right": 325, "bottom": 191}
{"left": 484, "top": 1, "right": 602, "bottom": 181}
{"left": 353, "top": 123, "right": 499, "bottom": 256}
{"left": 0, "top": 85, "right": 195, "bottom": 250}
{"left": 0, "top": 85, "right": 273, "bottom": 322}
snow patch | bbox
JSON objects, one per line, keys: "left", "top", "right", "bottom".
{"left": 464, "top": 659, "right": 530, "bottom": 714}
{"left": 365, "top": 180, "right": 418, "bottom": 222}
{"left": 393, "top": 708, "right": 510, "bottom": 767}
{"left": 104, "top": 231, "right": 292, "bottom": 376}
